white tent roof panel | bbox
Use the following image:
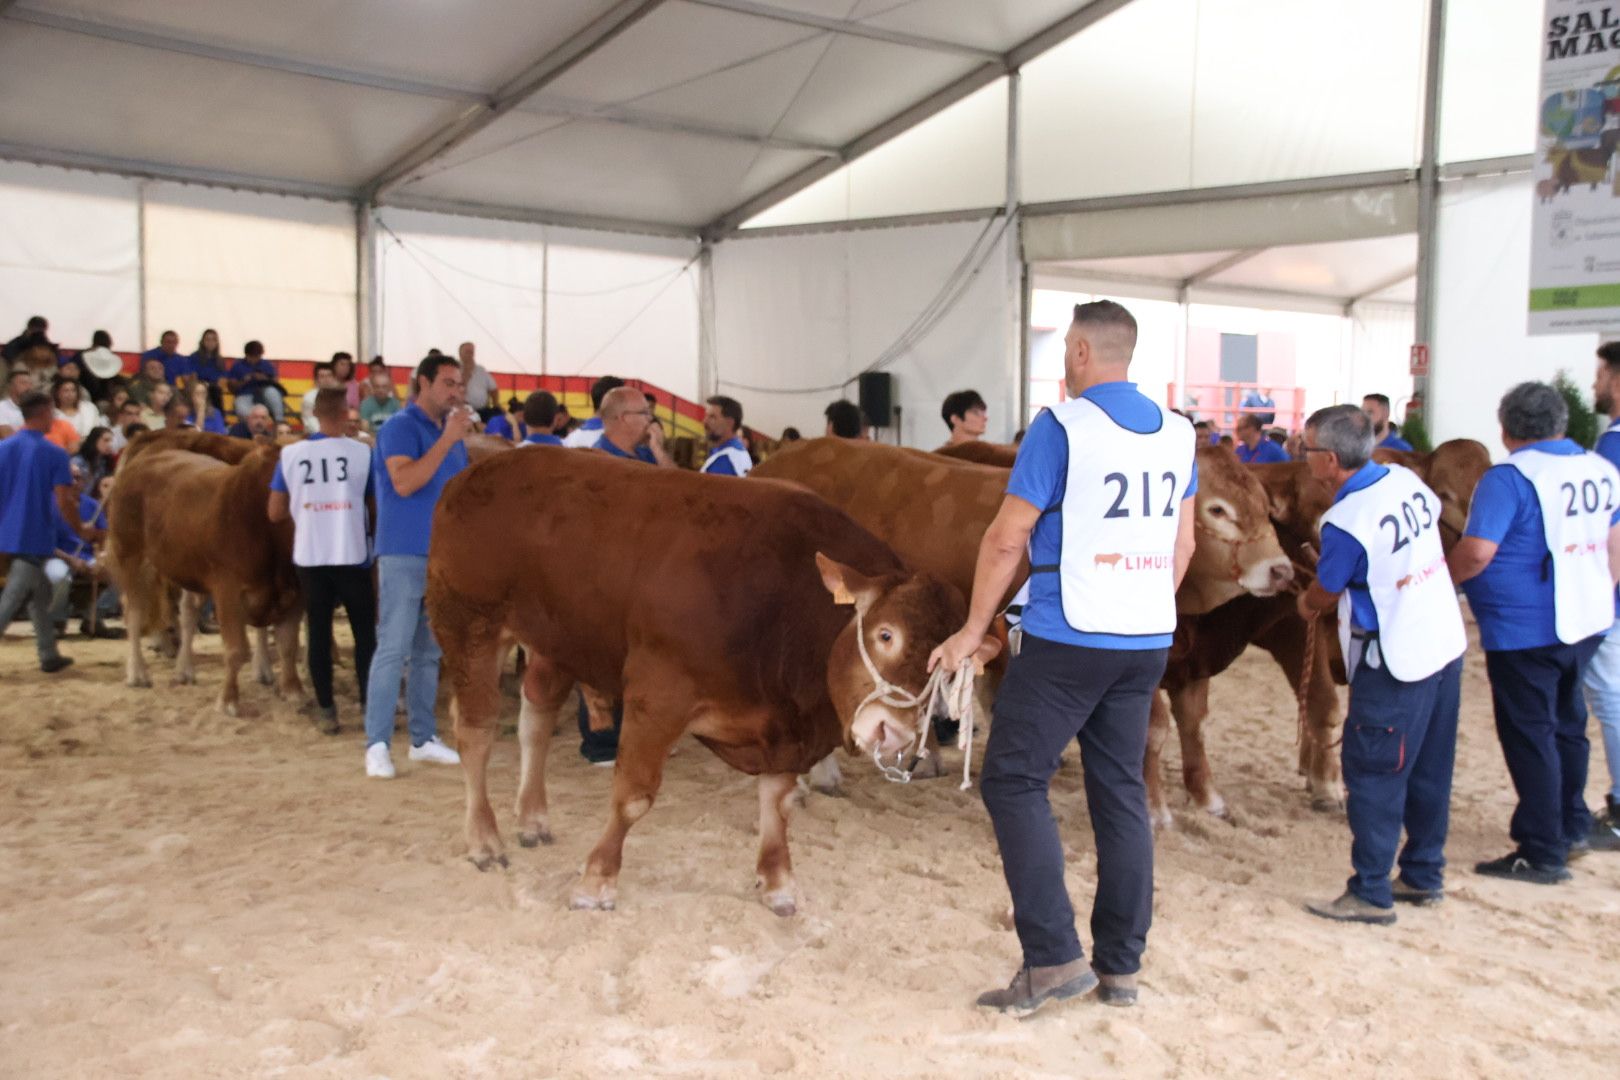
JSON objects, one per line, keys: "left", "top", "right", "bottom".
{"left": 753, "top": 0, "right": 1090, "bottom": 46}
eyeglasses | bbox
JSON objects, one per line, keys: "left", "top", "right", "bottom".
{"left": 1301, "top": 445, "right": 1333, "bottom": 454}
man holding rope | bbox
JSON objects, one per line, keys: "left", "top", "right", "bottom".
{"left": 930, "top": 300, "right": 1197, "bottom": 1016}
{"left": 1296, "top": 405, "right": 1466, "bottom": 924}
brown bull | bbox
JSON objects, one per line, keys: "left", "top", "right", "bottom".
{"left": 934, "top": 441, "right": 1019, "bottom": 468}
{"left": 1146, "top": 439, "right": 1490, "bottom": 827}
{"left": 106, "top": 443, "right": 304, "bottom": 714}
{"left": 426, "top": 447, "right": 973, "bottom": 914}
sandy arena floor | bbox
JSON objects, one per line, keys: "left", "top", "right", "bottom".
{"left": 1, "top": 617, "right": 1617, "bottom": 1079}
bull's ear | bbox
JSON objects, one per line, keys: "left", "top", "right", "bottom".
{"left": 815, "top": 553, "right": 882, "bottom": 613}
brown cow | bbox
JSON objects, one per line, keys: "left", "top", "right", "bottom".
{"left": 934, "top": 441, "right": 1019, "bottom": 468}
{"left": 106, "top": 443, "right": 304, "bottom": 714}
{"left": 426, "top": 447, "right": 979, "bottom": 914}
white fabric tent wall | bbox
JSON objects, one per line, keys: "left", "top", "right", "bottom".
{"left": 1430, "top": 174, "right": 1599, "bottom": 454}
{"left": 0, "top": 161, "right": 140, "bottom": 350}
{"left": 377, "top": 208, "right": 700, "bottom": 397}
{"left": 142, "top": 184, "right": 357, "bottom": 359}
{"left": 712, "top": 218, "right": 1019, "bottom": 444}
{"left": 1347, "top": 302, "right": 1417, "bottom": 411}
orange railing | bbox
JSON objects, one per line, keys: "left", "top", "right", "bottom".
{"left": 1167, "top": 383, "right": 1305, "bottom": 434}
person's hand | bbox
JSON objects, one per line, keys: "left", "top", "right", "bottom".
{"left": 443, "top": 405, "right": 474, "bottom": 441}
{"left": 646, "top": 419, "right": 667, "bottom": 452}
{"left": 928, "top": 625, "right": 986, "bottom": 675}
{"left": 66, "top": 556, "right": 90, "bottom": 576}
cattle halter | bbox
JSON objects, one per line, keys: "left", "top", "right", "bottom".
{"left": 851, "top": 608, "right": 980, "bottom": 789}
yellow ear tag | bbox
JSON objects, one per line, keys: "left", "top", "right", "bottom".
{"left": 833, "top": 586, "right": 855, "bottom": 605}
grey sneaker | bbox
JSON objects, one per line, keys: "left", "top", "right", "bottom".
{"left": 1305, "top": 890, "right": 1396, "bottom": 925}
{"left": 1391, "top": 878, "right": 1444, "bottom": 906}
{"left": 975, "top": 960, "right": 1097, "bottom": 1018}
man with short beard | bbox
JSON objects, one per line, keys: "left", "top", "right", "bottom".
{"left": 1585, "top": 341, "right": 1620, "bottom": 844}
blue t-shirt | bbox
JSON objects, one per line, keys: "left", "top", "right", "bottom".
{"left": 702, "top": 437, "right": 748, "bottom": 476}
{"left": 229, "top": 358, "right": 278, "bottom": 385}
{"left": 1007, "top": 382, "right": 1199, "bottom": 651}
{"left": 1597, "top": 422, "right": 1620, "bottom": 617}
{"left": 0, "top": 430, "right": 74, "bottom": 557}
{"left": 1235, "top": 439, "right": 1288, "bottom": 464}
{"left": 595, "top": 434, "right": 656, "bottom": 464}
{"left": 199, "top": 408, "right": 228, "bottom": 435}
{"left": 372, "top": 405, "right": 468, "bottom": 557}
{"left": 485, "top": 413, "right": 522, "bottom": 441}
{"left": 1461, "top": 439, "right": 1620, "bottom": 651}
{"left": 189, "top": 352, "right": 231, "bottom": 384}
{"left": 1315, "top": 462, "right": 1391, "bottom": 632}
{"left": 141, "top": 347, "right": 190, "bottom": 384}
{"left": 1378, "top": 430, "right": 1414, "bottom": 452}
{"left": 523, "top": 433, "right": 563, "bottom": 446}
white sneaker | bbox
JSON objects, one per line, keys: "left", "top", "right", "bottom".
{"left": 365, "top": 742, "right": 396, "bottom": 779}
{"left": 408, "top": 737, "right": 461, "bottom": 765}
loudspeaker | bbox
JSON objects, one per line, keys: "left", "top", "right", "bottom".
{"left": 858, "top": 371, "right": 893, "bottom": 428}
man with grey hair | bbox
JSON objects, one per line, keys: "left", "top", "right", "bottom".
{"left": 1451, "top": 381, "right": 1620, "bottom": 882}
{"left": 1296, "top": 404, "right": 1466, "bottom": 923}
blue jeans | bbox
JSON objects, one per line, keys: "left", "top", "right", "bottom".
{"left": 363, "top": 555, "right": 442, "bottom": 749}
{"left": 1341, "top": 651, "right": 1462, "bottom": 907}
{"left": 1581, "top": 617, "right": 1620, "bottom": 800}
{"left": 237, "top": 384, "right": 285, "bottom": 422}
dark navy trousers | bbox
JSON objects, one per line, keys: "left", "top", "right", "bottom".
{"left": 982, "top": 635, "right": 1165, "bottom": 975}
{"left": 1341, "top": 650, "right": 1463, "bottom": 907}
{"left": 1483, "top": 636, "right": 1604, "bottom": 866}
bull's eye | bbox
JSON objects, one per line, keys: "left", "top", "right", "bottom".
{"left": 877, "top": 629, "right": 894, "bottom": 644}
{"left": 1208, "top": 505, "right": 1226, "bottom": 517}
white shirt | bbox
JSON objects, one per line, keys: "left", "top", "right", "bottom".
{"left": 58, "top": 401, "right": 101, "bottom": 439}
{"left": 275, "top": 435, "right": 373, "bottom": 567}
{"left": 0, "top": 398, "right": 22, "bottom": 430}
{"left": 464, "top": 367, "right": 499, "bottom": 411}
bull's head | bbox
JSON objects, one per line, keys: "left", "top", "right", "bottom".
{"left": 1420, "top": 439, "right": 1490, "bottom": 557}
{"left": 815, "top": 553, "right": 994, "bottom": 765}
{"left": 1178, "top": 447, "right": 1295, "bottom": 615}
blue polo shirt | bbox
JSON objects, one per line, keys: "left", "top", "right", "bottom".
{"left": 189, "top": 352, "right": 230, "bottom": 384}
{"left": 373, "top": 404, "right": 468, "bottom": 557}
{"left": 1378, "top": 430, "right": 1414, "bottom": 452}
{"left": 595, "top": 434, "right": 656, "bottom": 464}
{"left": 141, "top": 347, "right": 190, "bottom": 384}
{"left": 702, "top": 437, "right": 748, "bottom": 476}
{"left": 1598, "top": 421, "right": 1620, "bottom": 617}
{"left": 0, "top": 429, "right": 73, "bottom": 557}
{"left": 228, "top": 358, "right": 278, "bottom": 385}
{"left": 522, "top": 432, "right": 563, "bottom": 446}
{"left": 1315, "top": 462, "right": 1390, "bottom": 632}
{"left": 485, "top": 413, "right": 521, "bottom": 441}
{"left": 1235, "top": 438, "right": 1288, "bottom": 464}
{"left": 1007, "top": 382, "right": 1198, "bottom": 651}
{"left": 1461, "top": 439, "right": 1620, "bottom": 651}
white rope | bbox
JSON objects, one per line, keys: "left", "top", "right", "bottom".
{"left": 852, "top": 609, "right": 980, "bottom": 790}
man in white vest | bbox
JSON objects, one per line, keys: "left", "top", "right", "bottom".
{"left": 930, "top": 300, "right": 1197, "bottom": 1015}
{"left": 1451, "top": 382, "right": 1620, "bottom": 883}
{"left": 701, "top": 395, "right": 752, "bottom": 476}
{"left": 1294, "top": 405, "right": 1467, "bottom": 924}
{"left": 269, "top": 387, "right": 377, "bottom": 735}
{"left": 1584, "top": 341, "right": 1620, "bottom": 846}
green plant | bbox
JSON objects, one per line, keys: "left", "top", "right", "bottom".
{"left": 1554, "top": 369, "right": 1599, "bottom": 449}
{"left": 1399, "top": 412, "right": 1433, "bottom": 453}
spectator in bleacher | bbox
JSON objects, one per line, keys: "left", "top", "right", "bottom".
{"left": 52, "top": 378, "right": 99, "bottom": 441}
{"left": 141, "top": 383, "right": 173, "bottom": 430}
{"left": 0, "top": 367, "right": 33, "bottom": 437}
{"left": 459, "top": 342, "right": 500, "bottom": 421}
{"left": 121, "top": 421, "right": 149, "bottom": 445}
{"left": 362, "top": 352, "right": 469, "bottom": 779}
{"left": 127, "top": 355, "right": 169, "bottom": 407}
{"left": 1241, "top": 386, "right": 1277, "bottom": 425}
{"left": 228, "top": 340, "right": 285, "bottom": 421}
{"left": 227, "top": 402, "right": 274, "bottom": 442}
{"left": 824, "top": 399, "right": 865, "bottom": 440}
{"left": 1234, "top": 413, "right": 1288, "bottom": 464}
{"left": 100, "top": 385, "right": 130, "bottom": 427}
{"left": 189, "top": 329, "right": 230, "bottom": 409}
{"left": 54, "top": 354, "right": 84, "bottom": 389}
{"left": 701, "top": 395, "right": 751, "bottom": 476}
{"left": 2, "top": 315, "right": 54, "bottom": 363}
{"left": 519, "top": 391, "right": 563, "bottom": 446}
{"left": 76, "top": 330, "right": 124, "bottom": 403}
{"left": 563, "top": 375, "right": 625, "bottom": 448}
{"left": 187, "top": 380, "right": 228, "bottom": 435}
{"left": 0, "top": 390, "right": 94, "bottom": 673}
{"left": 330, "top": 352, "right": 362, "bottom": 411}
{"left": 72, "top": 427, "right": 115, "bottom": 491}
{"left": 140, "top": 330, "right": 189, "bottom": 385}
{"left": 360, "top": 367, "right": 401, "bottom": 430}
{"left": 553, "top": 403, "right": 574, "bottom": 436}
{"left": 595, "top": 385, "right": 672, "bottom": 466}
{"left": 161, "top": 392, "right": 192, "bottom": 433}
{"left": 1363, "top": 393, "right": 1413, "bottom": 452}
{"left": 1193, "top": 419, "right": 1219, "bottom": 447}
{"left": 781, "top": 426, "right": 802, "bottom": 442}
{"left": 48, "top": 471, "right": 121, "bottom": 639}
{"left": 301, "top": 362, "right": 339, "bottom": 432}
{"left": 940, "top": 389, "right": 988, "bottom": 447}
{"left": 484, "top": 397, "right": 525, "bottom": 443}
{"left": 110, "top": 402, "right": 144, "bottom": 452}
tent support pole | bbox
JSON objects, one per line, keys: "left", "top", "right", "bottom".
{"left": 356, "top": 201, "right": 376, "bottom": 362}
{"left": 1412, "top": 0, "right": 1446, "bottom": 428}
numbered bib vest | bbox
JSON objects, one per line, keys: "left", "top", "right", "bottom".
{"left": 702, "top": 442, "right": 753, "bottom": 476}
{"left": 280, "top": 437, "right": 372, "bottom": 567}
{"left": 1044, "top": 396, "right": 1193, "bottom": 637}
{"left": 1320, "top": 464, "right": 1465, "bottom": 682}
{"left": 1505, "top": 447, "right": 1619, "bottom": 644}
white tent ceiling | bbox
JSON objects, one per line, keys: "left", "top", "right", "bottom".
{"left": 0, "top": 0, "right": 1124, "bottom": 236}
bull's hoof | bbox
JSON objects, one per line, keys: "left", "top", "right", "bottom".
{"left": 255, "top": 671, "right": 275, "bottom": 688}
{"left": 172, "top": 671, "right": 196, "bottom": 686}
{"left": 1311, "top": 794, "right": 1346, "bottom": 815}
{"left": 760, "top": 890, "right": 797, "bottom": 917}
{"left": 518, "top": 827, "right": 554, "bottom": 848}
{"left": 1202, "top": 794, "right": 1229, "bottom": 820}
{"left": 277, "top": 681, "right": 305, "bottom": 699}
{"left": 569, "top": 877, "right": 617, "bottom": 911}
{"left": 1149, "top": 807, "right": 1174, "bottom": 832}
{"left": 469, "top": 852, "right": 510, "bottom": 872}
{"left": 905, "top": 752, "right": 947, "bottom": 781}
{"left": 126, "top": 673, "right": 152, "bottom": 689}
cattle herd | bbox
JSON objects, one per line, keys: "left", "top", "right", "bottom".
{"left": 95, "top": 426, "right": 1491, "bottom": 913}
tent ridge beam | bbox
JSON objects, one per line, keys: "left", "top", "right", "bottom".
{"left": 700, "top": 0, "right": 1140, "bottom": 241}
{"left": 382, "top": 193, "right": 699, "bottom": 241}
{"left": 0, "top": 140, "right": 356, "bottom": 202}
{"left": 685, "top": 0, "right": 1000, "bottom": 61}
{"left": 3, "top": 6, "right": 487, "bottom": 102}
{"left": 1022, "top": 168, "right": 1416, "bottom": 219}
{"left": 521, "top": 94, "right": 839, "bottom": 156}
{"left": 1182, "top": 249, "right": 1264, "bottom": 287}
{"left": 363, "top": 0, "right": 668, "bottom": 201}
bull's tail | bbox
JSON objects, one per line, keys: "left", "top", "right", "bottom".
{"left": 104, "top": 521, "right": 173, "bottom": 636}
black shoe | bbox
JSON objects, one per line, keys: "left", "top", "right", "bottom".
{"left": 1097, "top": 973, "right": 1139, "bottom": 1007}
{"left": 313, "top": 705, "right": 340, "bottom": 736}
{"left": 1391, "top": 879, "right": 1444, "bottom": 907}
{"left": 1474, "top": 852, "right": 1571, "bottom": 885}
{"left": 40, "top": 656, "right": 74, "bottom": 674}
